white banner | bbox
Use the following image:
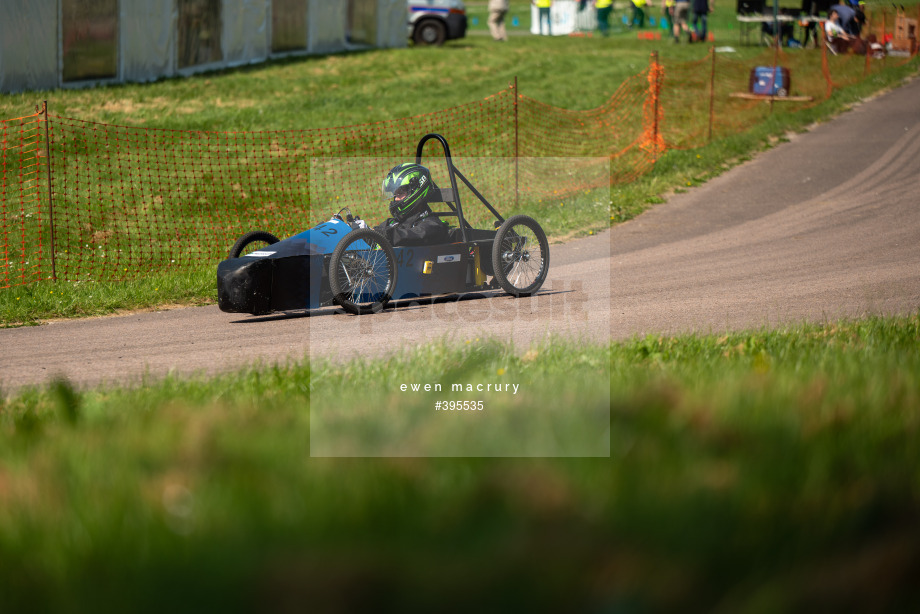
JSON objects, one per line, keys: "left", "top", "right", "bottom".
{"left": 530, "top": 1, "right": 597, "bottom": 36}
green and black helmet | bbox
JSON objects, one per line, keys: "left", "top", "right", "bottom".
{"left": 382, "top": 163, "right": 433, "bottom": 222}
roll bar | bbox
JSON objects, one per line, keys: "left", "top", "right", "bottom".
{"left": 415, "top": 133, "right": 505, "bottom": 245}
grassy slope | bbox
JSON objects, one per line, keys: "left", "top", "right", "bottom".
{"left": 7, "top": 4, "right": 910, "bottom": 127}
{"left": 2, "top": 6, "right": 918, "bottom": 324}
{"left": 3, "top": 56, "right": 917, "bottom": 325}
{"left": 2, "top": 315, "right": 919, "bottom": 611}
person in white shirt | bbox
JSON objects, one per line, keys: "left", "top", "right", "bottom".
{"left": 824, "top": 8, "right": 852, "bottom": 54}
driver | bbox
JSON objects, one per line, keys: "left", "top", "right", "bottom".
{"left": 376, "top": 163, "right": 450, "bottom": 247}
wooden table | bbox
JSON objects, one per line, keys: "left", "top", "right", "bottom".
{"left": 736, "top": 14, "right": 823, "bottom": 46}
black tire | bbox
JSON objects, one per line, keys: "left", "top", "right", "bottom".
{"left": 329, "top": 228, "right": 398, "bottom": 315}
{"left": 229, "top": 230, "right": 280, "bottom": 259}
{"left": 491, "top": 215, "right": 550, "bottom": 297}
{"left": 413, "top": 19, "right": 447, "bottom": 46}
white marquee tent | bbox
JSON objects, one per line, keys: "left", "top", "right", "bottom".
{"left": 0, "top": 0, "right": 406, "bottom": 93}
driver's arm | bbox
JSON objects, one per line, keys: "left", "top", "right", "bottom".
{"left": 381, "top": 217, "right": 450, "bottom": 247}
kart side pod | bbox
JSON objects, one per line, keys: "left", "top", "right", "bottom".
{"left": 217, "top": 257, "right": 272, "bottom": 314}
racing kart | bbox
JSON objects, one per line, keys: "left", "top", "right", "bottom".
{"left": 217, "top": 134, "right": 550, "bottom": 316}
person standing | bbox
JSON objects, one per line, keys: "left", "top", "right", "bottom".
{"left": 629, "top": 0, "right": 651, "bottom": 29}
{"left": 596, "top": 0, "right": 614, "bottom": 36}
{"left": 800, "top": 0, "right": 819, "bottom": 49}
{"left": 489, "top": 0, "right": 510, "bottom": 41}
{"left": 691, "top": 0, "right": 711, "bottom": 42}
{"left": 673, "top": 0, "right": 691, "bottom": 41}
{"left": 534, "top": 0, "right": 553, "bottom": 35}
{"left": 663, "top": 0, "right": 675, "bottom": 33}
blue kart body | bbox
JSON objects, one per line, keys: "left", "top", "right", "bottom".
{"left": 217, "top": 133, "right": 548, "bottom": 316}
{"left": 217, "top": 217, "right": 492, "bottom": 315}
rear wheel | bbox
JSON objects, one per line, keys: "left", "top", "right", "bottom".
{"left": 329, "top": 228, "right": 398, "bottom": 315}
{"left": 413, "top": 19, "right": 447, "bottom": 46}
{"left": 229, "top": 230, "right": 280, "bottom": 258}
{"left": 491, "top": 215, "right": 550, "bottom": 297}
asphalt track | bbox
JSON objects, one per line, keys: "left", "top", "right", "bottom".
{"left": 2, "top": 76, "right": 919, "bottom": 392}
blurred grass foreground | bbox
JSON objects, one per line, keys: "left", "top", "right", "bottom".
{"left": 2, "top": 314, "right": 919, "bottom": 612}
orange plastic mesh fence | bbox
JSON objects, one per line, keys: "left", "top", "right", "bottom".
{"left": 2, "top": 80, "right": 656, "bottom": 286}
{"left": 0, "top": 40, "right": 913, "bottom": 287}
{"left": 1, "top": 111, "right": 45, "bottom": 288}
{"left": 43, "top": 91, "right": 516, "bottom": 283}
{"left": 518, "top": 68, "right": 654, "bottom": 194}
{"left": 660, "top": 30, "right": 909, "bottom": 151}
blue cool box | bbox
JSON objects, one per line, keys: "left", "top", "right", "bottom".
{"left": 749, "top": 66, "right": 791, "bottom": 96}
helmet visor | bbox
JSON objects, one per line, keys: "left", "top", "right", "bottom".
{"left": 392, "top": 185, "right": 412, "bottom": 201}
{"left": 382, "top": 183, "right": 411, "bottom": 201}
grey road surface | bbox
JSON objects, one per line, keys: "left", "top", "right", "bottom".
{"left": 2, "top": 76, "right": 919, "bottom": 392}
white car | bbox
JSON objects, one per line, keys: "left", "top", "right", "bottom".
{"left": 408, "top": 0, "right": 468, "bottom": 45}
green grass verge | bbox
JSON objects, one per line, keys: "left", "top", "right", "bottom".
{"left": 2, "top": 313, "right": 919, "bottom": 611}
{"left": 0, "top": 269, "right": 214, "bottom": 326}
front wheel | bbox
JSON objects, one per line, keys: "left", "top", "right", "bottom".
{"left": 492, "top": 215, "right": 550, "bottom": 297}
{"left": 229, "top": 230, "right": 280, "bottom": 259}
{"left": 329, "top": 228, "right": 398, "bottom": 315}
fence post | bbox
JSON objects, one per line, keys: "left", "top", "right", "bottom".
{"left": 649, "top": 51, "right": 661, "bottom": 161}
{"left": 882, "top": 10, "right": 887, "bottom": 68}
{"left": 708, "top": 46, "right": 716, "bottom": 143}
{"left": 41, "top": 100, "right": 56, "bottom": 282}
{"left": 821, "top": 27, "right": 833, "bottom": 99}
{"left": 514, "top": 75, "right": 519, "bottom": 209}
{"left": 770, "top": 36, "right": 779, "bottom": 114}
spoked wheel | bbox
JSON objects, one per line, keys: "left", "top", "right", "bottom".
{"left": 329, "top": 228, "right": 398, "bottom": 315}
{"left": 229, "top": 230, "right": 280, "bottom": 258}
{"left": 492, "top": 215, "right": 550, "bottom": 297}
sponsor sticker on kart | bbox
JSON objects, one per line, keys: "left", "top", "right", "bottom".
{"left": 437, "top": 254, "right": 461, "bottom": 263}
{"left": 246, "top": 251, "right": 276, "bottom": 258}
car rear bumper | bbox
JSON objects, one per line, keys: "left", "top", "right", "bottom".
{"left": 446, "top": 13, "right": 467, "bottom": 39}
